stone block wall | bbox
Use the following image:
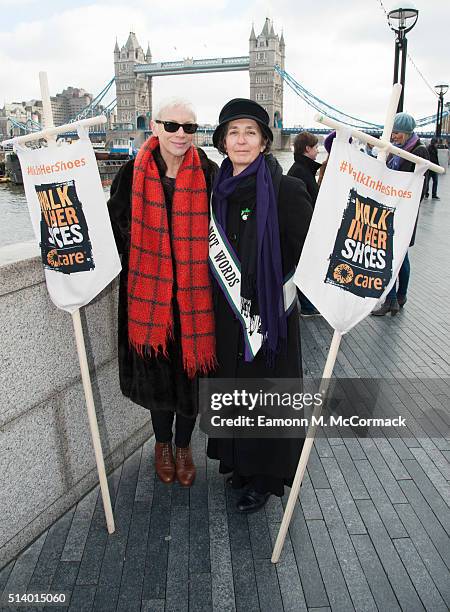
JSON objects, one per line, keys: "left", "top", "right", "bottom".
{"left": 0, "top": 241, "right": 152, "bottom": 568}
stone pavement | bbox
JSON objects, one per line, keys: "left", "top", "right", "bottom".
{"left": 1, "top": 172, "right": 449, "bottom": 611}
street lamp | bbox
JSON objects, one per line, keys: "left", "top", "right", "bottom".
{"left": 434, "top": 83, "right": 449, "bottom": 139}
{"left": 387, "top": 2, "right": 419, "bottom": 112}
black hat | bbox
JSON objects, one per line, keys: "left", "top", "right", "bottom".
{"left": 212, "top": 98, "right": 274, "bottom": 149}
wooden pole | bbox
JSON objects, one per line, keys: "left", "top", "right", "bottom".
{"left": 71, "top": 310, "right": 115, "bottom": 533}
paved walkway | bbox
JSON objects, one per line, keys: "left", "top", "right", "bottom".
{"left": 1, "top": 172, "right": 449, "bottom": 611}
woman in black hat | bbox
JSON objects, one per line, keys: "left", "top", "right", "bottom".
{"left": 207, "top": 98, "right": 313, "bottom": 512}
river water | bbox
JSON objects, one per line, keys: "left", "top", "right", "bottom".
{"left": 0, "top": 148, "right": 312, "bottom": 248}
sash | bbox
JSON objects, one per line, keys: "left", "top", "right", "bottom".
{"left": 209, "top": 206, "right": 297, "bottom": 361}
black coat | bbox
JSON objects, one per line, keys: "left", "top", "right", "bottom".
{"left": 394, "top": 139, "right": 429, "bottom": 246}
{"left": 207, "top": 155, "right": 313, "bottom": 494}
{"left": 287, "top": 154, "right": 322, "bottom": 206}
{"left": 427, "top": 142, "right": 439, "bottom": 165}
{"left": 397, "top": 140, "right": 429, "bottom": 175}
{"left": 107, "top": 148, "right": 218, "bottom": 417}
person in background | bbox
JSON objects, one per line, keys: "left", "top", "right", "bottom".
{"left": 372, "top": 112, "right": 429, "bottom": 316}
{"left": 425, "top": 138, "right": 440, "bottom": 200}
{"left": 107, "top": 99, "right": 217, "bottom": 487}
{"left": 207, "top": 98, "right": 313, "bottom": 513}
{"left": 287, "top": 131, "right": 321, "bottom": 204}
{"left": 287, "top": 131, "right": 322, "bottom": 317}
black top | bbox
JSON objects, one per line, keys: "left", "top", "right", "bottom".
{"left": 107, "top": 147, "right": 218, "bottom": 416}
{"left": 394, "top": 140, "right": 429, "bottom": 247}
{"left": 207, "top": 155, "right": 314, "bottom": 495}
{"left": 161, "top": 176, "right": 176, "bottom": 219}
{"left": 287, "top": 154, "right": 322, "bottom": 206}
{"left": 427, "top": 142, "right": 439, "bottom": 165}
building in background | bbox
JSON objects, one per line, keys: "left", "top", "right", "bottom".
{"left": 249, "top": 18, "right": 285, "bottom": 129}
{"left": 0, "top": 100, "right": 43, "bottom": 140}
{"left": 50, "top": 87, "right": 94, "bottom": 125}
{"left": 110, "top": 33, "right": 152, "bottom": 151}
{"left": 0, "top": 87, "right": 107, "bottom": 141}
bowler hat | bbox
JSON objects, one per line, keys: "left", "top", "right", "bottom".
{"left": 212, "top": 98, "right": 274, "bottom": 149}
{"left": 392, "top": 112, "right": 416, "bottom": 134}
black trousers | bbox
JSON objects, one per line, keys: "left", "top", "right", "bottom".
{"left": 150, "top": 410, "right": 196, "bottom": 448}
{"left": 425, "top": 170, "right": 438, "bottom": 198}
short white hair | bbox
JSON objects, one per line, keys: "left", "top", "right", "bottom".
{"left": 154, "top": 97, "right": 197, "bottom": 122}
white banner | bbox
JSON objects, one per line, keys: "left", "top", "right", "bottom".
{"left": 295, "top": 129, "right": 427, "bottom": 334}
{"left": 15, "top": 129, "right": 121, "bottom": 313}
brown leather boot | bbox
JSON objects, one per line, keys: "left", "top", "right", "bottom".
{"left": 175, "top": 446, "right": 196, "bottom": 487}
{"left": 154, "top": 442, "right": 175, "bottom": 483}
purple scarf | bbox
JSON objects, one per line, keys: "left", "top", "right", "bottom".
{"left": 212, "top": 154, "right": 286, "bottom": 364}
{"left": 387, "top": 133, "right": 419, "bottom": 170}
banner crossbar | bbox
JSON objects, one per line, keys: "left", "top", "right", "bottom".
{"left": 1, "top": 115, "right": 107, "bottom": 147}
{"left": 315, "top": 113, "right": 445, "bottom": 174}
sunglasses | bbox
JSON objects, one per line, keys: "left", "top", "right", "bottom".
{"left": 155, "top": 120, "right": 198, "bottom": 134}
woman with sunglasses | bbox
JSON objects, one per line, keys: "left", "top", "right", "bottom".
{"left": 108, "top": 98, "right": 217, "bottom": 487}
{"left": 207, "top": 99, "right": 313, "bottom": 513}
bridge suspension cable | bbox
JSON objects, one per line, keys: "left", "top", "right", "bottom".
{"left": 276, "top": 66, "right": 449, "bottom": 130}
{"left": 102, "top": 98, "right": 117, "bottom": 117}
{"left": 275, "top": 65, "right": 383, "bottom": 130}
{"left": 69, "top": 77, "right": 116, "bottom": 123}
{"left": 7, "top": 117, "right": 42, "bottom": 135}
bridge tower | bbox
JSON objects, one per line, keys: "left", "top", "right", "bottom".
{"left": 249, "top": 18, "right": 285, "bottom": 129}
{"left": 113, "top": 33, "right": 152, "bottom": 148}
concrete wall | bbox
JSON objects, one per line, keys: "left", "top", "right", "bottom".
{"left": 0, "top": 241, "right": 152, "bottom": 568}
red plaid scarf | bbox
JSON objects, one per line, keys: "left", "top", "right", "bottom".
{"left": 128, "top": 136, "right": 216, "bottom": 377}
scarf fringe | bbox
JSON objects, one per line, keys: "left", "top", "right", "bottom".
{"left": 261, "top": 334, "right": 287, "bottom": 369}
{"left": 184, "top": 354, "right": 218, "bottom": 379}
{"left": 130, "top": 327, "right": 217, "bottom": 379}
{"left": 129, "top": 324, "right": 174, "bottom": 360}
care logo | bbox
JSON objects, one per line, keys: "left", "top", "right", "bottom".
{"left": 332, "top": 263, "right": 354, "bottom": 285}
{"left": 47, "top": 249, "right": 61, "bottom": 268}
{"left": 36, "top": 180, "right": 95, "bottom": 274}
{"left": 325, "top": 188, "right": 394, "bottom": 298}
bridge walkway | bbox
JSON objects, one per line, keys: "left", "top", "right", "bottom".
{"left": 1, "top": 172, "right": 449, "bottom": 612}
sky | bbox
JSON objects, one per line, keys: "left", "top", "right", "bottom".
{"left": 0, "top": 0, "right": 448, "bottom": 130}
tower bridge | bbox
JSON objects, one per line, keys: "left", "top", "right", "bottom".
{"left": 111, "top": 19, "right": 290, "bottom": 150}
{"left": 133, "top": 56, "right": 250, "bottom": 77}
